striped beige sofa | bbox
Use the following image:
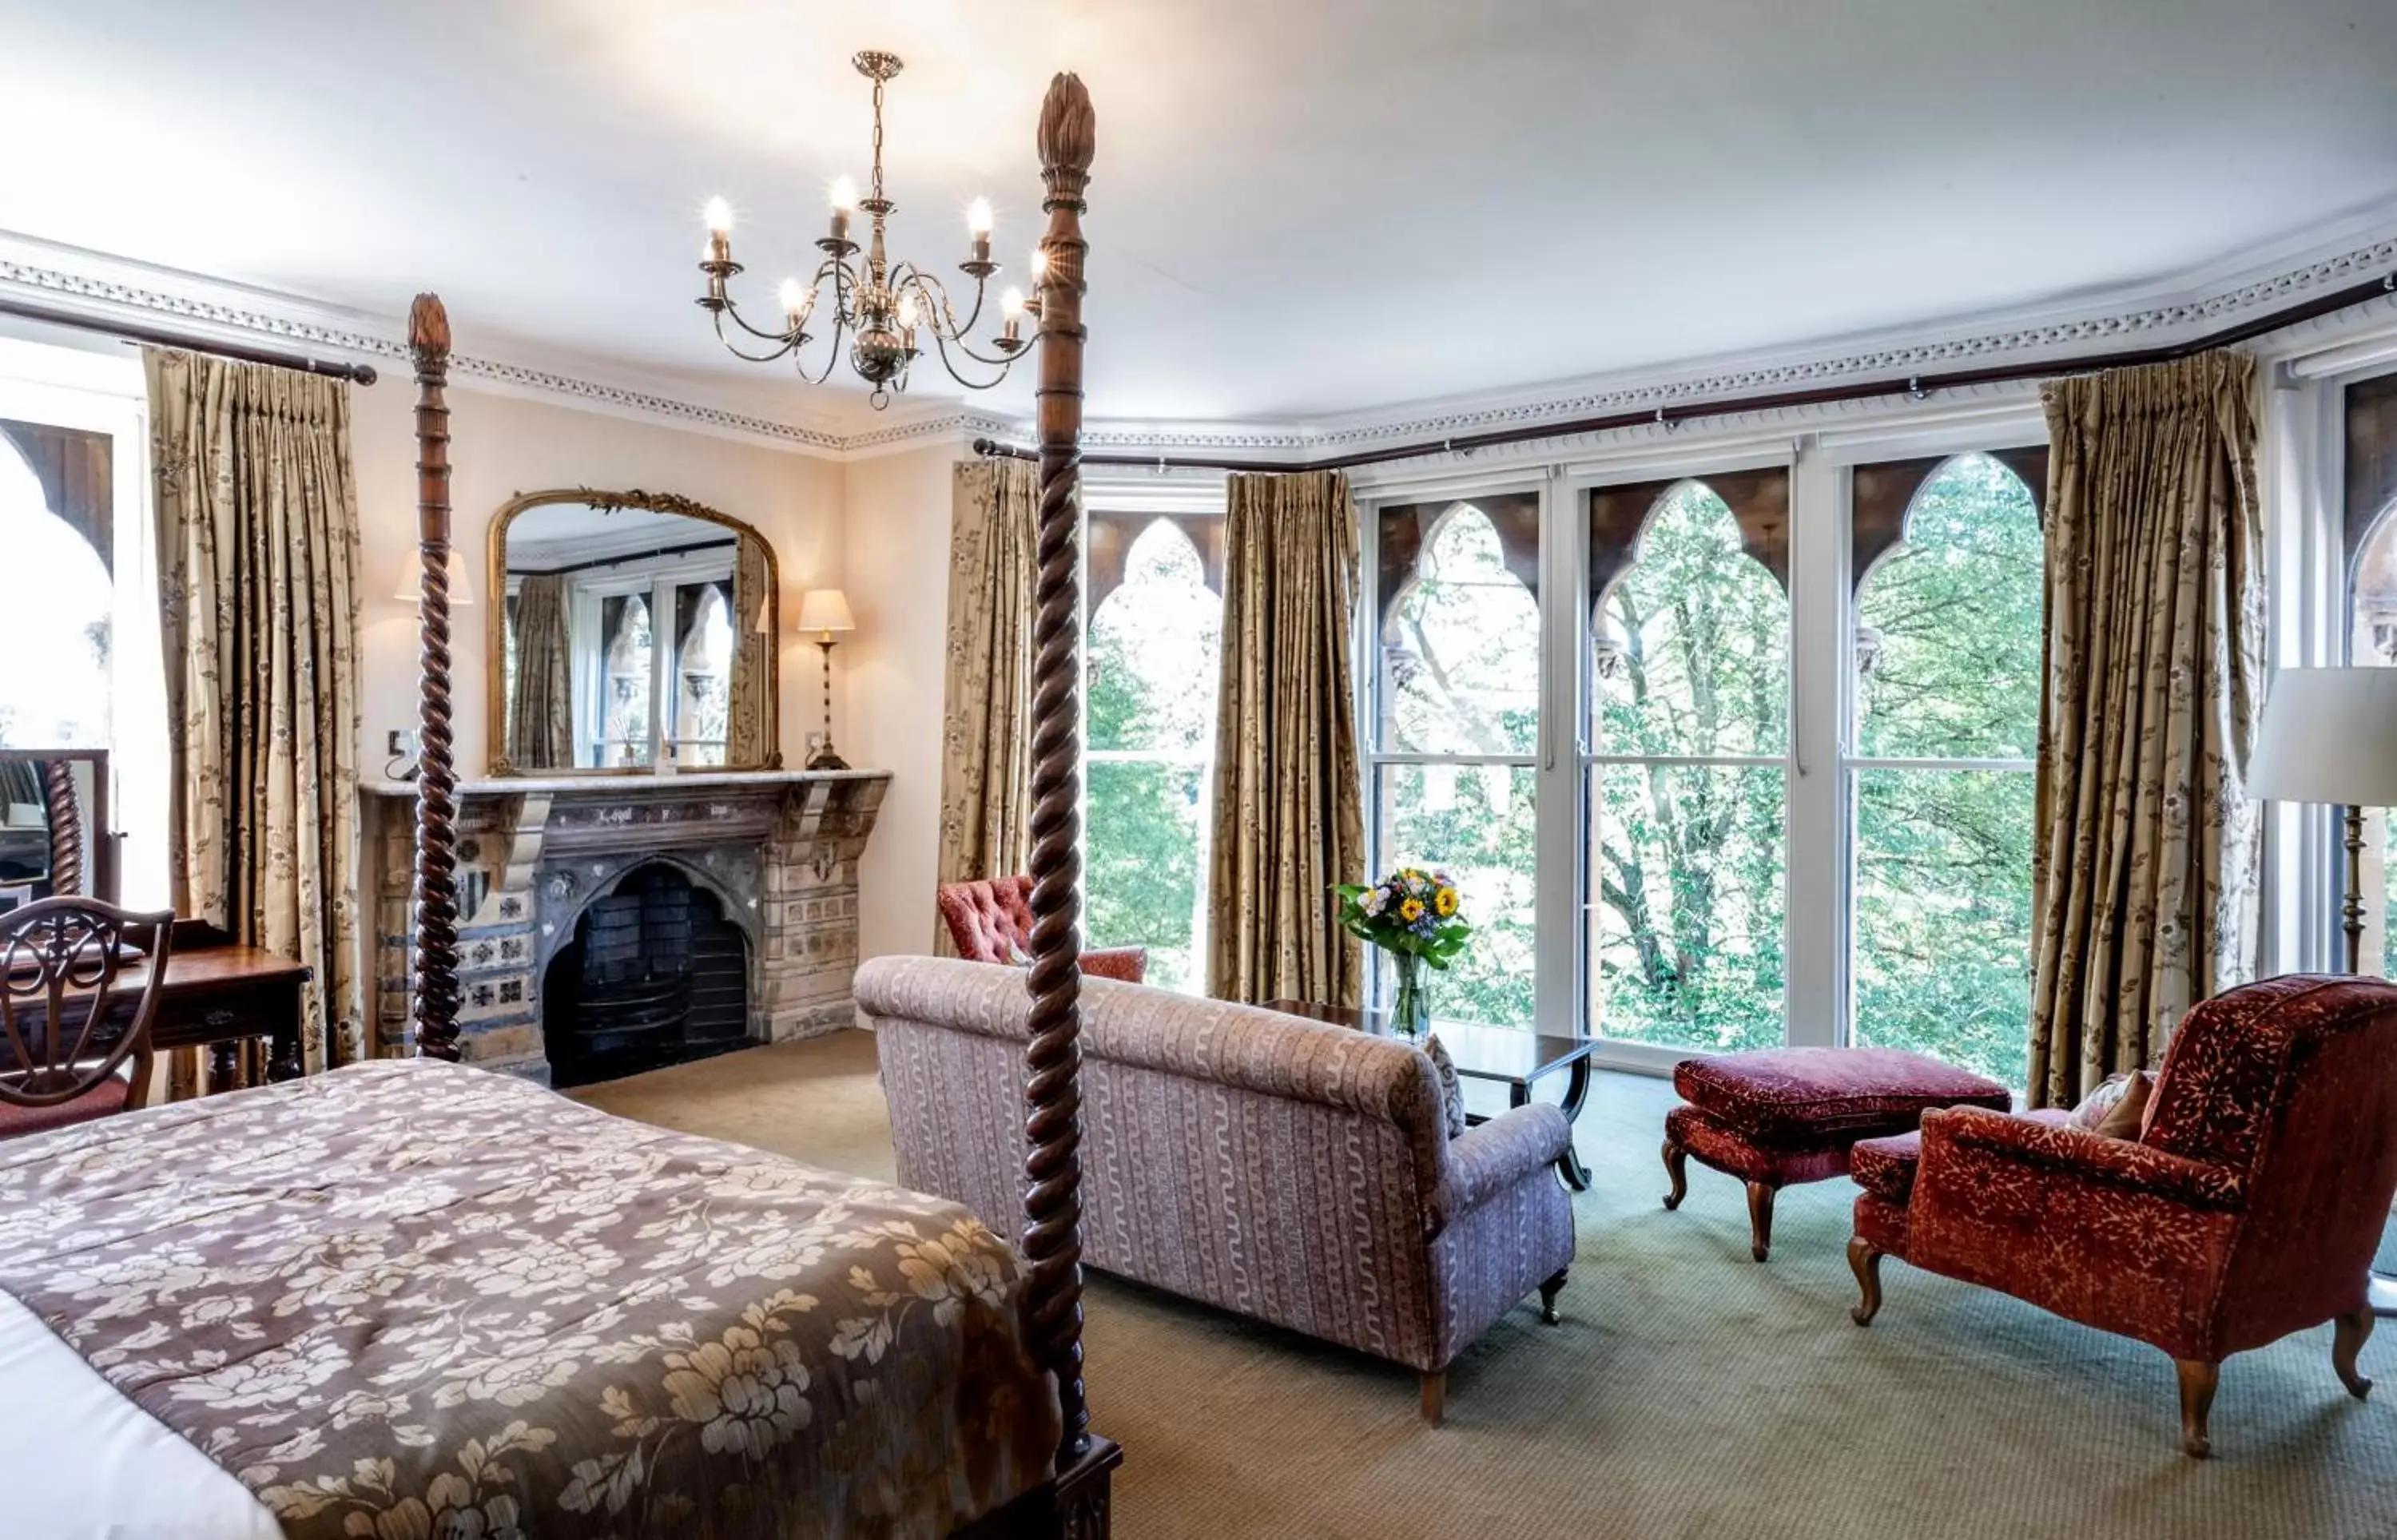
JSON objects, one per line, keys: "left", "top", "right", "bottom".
{"left": 857, "top": 955, "right": 1576, "bottom": 1423}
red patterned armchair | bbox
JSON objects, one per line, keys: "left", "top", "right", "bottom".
{"left": 936, "top": 876, "right": 1147, "bottom": 983}
{"left": 1847, "top": 974, "right": 2397, "bottom": 1457}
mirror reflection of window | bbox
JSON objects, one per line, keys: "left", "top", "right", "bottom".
{"left": 672, "top": 581, "right": 735, "bottom": 768}
{"left": 601, "top": 593, "right": 654, "bottom": 768}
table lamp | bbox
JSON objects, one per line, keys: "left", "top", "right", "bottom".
{"left": 394, "top": 549, "right": 475, "bottom": 605}
{"left": 2245, "top": 664, "right": 2397, "bottom": 1316}
{"left": 796, "top": 588, "right": 856, "bottom": 771}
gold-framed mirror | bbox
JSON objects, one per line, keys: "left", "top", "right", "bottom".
{"left": 486, "top": 489, "right": 780, "bottom": 776}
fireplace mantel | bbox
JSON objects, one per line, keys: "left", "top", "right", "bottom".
{"left": 360, "top": 770, "right": 889, "bottom": 1075}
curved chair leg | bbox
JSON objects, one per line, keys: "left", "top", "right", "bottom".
{"left": 1419, "top": 1371, "right": 1446, "bottom": 1427}
{"left": 1846, "top": 1237, "right": 1883, "bottom": 1327}
{"left": 1662, "top": 1137, "right": 1688, "bottom": 1211}
{"left": 1538, "top": 1268, "right": 1567, "bottom": 1326}
{"left": 2175, "top": 1359, "right": 2218, "bottom": 1459}
{"left": 1745, "top": 1181, "right": 1776, "bottom": 1263}
{"left": 2334, "top": 1305, "right": 2375, "bottom": 1400}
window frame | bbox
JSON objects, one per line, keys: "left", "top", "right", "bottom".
{"left": 1080, "top": 503, "right": 1228, "bottom": 994}
{"left": 1580, "top": 474, "right": 1795, "bottom": 1055}
{"left": 0, "top": 342, "right": 162, "bottom": 906}
{"left": 1359, "top": 474, "right": 1554, "bottom": 1027}
{"left": 1351, "top": 418, "right": 2056, "bottom": 1082}
{"left": 1838, "top": 450, "right": 2049, "bottom": 1088}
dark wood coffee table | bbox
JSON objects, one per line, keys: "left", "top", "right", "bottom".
{"left": 1262, "top": 1000, "right": 1595, "bottom": 1190}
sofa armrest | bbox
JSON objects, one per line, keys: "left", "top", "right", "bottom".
{"left": 1426, "top": 1102, "right": 1570, "bottom": 1236}
{"left": 1922, "top": 1105, "right": 2247, "bottom": 1214}
{"left": 1078, "top": 946, "right": 1147, "bottom": 983}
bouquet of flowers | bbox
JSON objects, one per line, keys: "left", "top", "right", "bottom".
{"left": 1334, "top": 867, "right": 1470, "bottom": 1037}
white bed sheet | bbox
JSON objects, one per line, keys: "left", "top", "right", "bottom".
{"left": 0, "top": 1286, "right": 280, "bottom": 1540}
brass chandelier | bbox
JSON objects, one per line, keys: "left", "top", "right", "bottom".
{"left": 696, "top": 49, "right": 1034, "bottom": 407}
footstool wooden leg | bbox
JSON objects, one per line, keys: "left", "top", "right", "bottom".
{"left": 1662, "top": 1137, "right": 1688, "bottom": 1211}
{"left": 1847, "top": 1237, "right": 1882, "bottom": 1326}
{"left": 2334, "top": 1305, "right": 2375, "bottom": 1399}
{"left": 2176, "top": 1359, "right": 2217, "bottom": 1459}
{"left": 1538, "top": 1268, "right": 1567, "bottom": 1325}
{"left": 1745, "top": 1181, "right": 1776, "bottom": 1263}
{"left": 1419, "top": 1371, "right": 1446, "bottom": 1427}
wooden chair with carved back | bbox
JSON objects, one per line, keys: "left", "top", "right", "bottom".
{"left": 0, "top": 896, "right": 173, "bottom": 1139}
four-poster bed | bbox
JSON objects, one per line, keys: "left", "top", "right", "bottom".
{"left": 0, "top": 70, "right": 1113, "bottom": 1540}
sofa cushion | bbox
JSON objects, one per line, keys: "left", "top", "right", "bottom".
{"left": 2067, "top": 1070, "right": 2156, "bottom": 1140}
{"left": 1848, "top": 1109, "right": 2072, "bottom": 1206}
{"left": 1427, "top": 1034, "right": 1466, "bottom": 1140}
{"left": 1674, "top": 1047, "right": 2012, "bottom": 1147}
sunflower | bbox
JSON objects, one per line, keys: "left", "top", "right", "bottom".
{"left": 1433, "top": 887, "right": 1460, "bottom": 918}
{"left": 1397, "top": 897, "right": 1425, "bottom": 923}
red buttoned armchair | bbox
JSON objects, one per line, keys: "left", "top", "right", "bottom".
{"left": 1846, "top": 974, "right": 2397, "bottom": 1458}
{"left": 936, "top": 875, "right": 1147, "bottom": 982}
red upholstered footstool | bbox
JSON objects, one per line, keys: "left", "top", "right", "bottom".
{"left": 1662, "top": 1048, "right": 2010, "bottom": 1261}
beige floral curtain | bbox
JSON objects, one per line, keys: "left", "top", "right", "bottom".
{"left": 1207, "top": 470, "right": 1366, "bottom": 1006}
{"left": 2028, "top": 351, "right": 2265, "bottom": 1107}
{"left": 726, "top": 537, "right": 773, "bottom": 764}
{"left": 507, "top": 574, "right": 574, "bottom": 768}
{"left": 146, "top": 349, "right": 365, "bottom": 1074}
{"left": 934, "top": 459, "right": 1039, "bottom": 947}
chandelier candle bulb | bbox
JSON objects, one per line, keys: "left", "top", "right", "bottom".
{"left": 827, "top": 176, "right": 858, "bottom": 244}
{"left": 968, "top": 197, "right": 994, "bottom": 265}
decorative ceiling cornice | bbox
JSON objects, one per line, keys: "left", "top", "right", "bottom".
{"left": 0, "top": 250, "right": 849, "bottom": 454}
{"left": 6, "top": 216, "right": 2396, "bottom": 465}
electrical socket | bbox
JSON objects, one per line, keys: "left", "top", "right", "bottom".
{"left": 388, "top": 728, "right": 411, "bottom": 756}
{"left": 807, "top": 731, "right": 825, "bottom": 751}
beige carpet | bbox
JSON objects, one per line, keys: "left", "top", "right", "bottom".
{"left": 578, "top": 1033, "right": 2397, "bottom": 1540}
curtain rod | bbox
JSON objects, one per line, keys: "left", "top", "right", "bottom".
{"left": 976, "top": 270, "right": 2397, "bottom": 474}
{"left": 507, "top": 534, "right": 737, "bottom": 579}
{"left": 0, "top": 296, "right": 380, "bottom": 386}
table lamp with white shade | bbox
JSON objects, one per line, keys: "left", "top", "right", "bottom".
{"left": 2244, "top": 664, "right": 2397, "bottom": 1316}
{"left": 395, "top": 549, "right": 475, "bottom": 605}
{"left": 796, "top": 588, "right": 856, "bottom": 771}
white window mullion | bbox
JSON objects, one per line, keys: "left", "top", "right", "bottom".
{"left": 1785, "top": 441, "right": 1845, "bottom": 1049}
{"left": 1532, "top": 465, "right": 1582, "bottom": 1036}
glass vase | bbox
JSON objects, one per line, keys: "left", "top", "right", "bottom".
{"left": 1389, "top": 950, "right": 1431, "bottom": 1042}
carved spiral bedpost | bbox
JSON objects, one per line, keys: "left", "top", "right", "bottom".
{"left": 408, "top": 295, "right": 463, "bottom": 1062}
{"left": 1024, "top": 71, "right": 1095, "bottom": 1467}
{"left": 42, "top": 762, "right": 82, "bottom": 898}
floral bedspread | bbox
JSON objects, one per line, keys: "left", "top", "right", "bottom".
{"left": 0, "top": 1058, "right": 1059, "bottom": 1538}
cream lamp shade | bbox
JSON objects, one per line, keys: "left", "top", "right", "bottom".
{"left": 2246, "top": 667, "right": 2397, "bottom": 808}
{"left": 394, "top": 549, "right": 475, "bottom": 606}
{"left": 797, "top": 588, "right": 856, "bottom": 638}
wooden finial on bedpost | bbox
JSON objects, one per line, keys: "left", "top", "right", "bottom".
{"left": 407, "top": 293, "right": 463, "bottom": 1063}
{"left": 1024, "top": 69, "right": 1095, "bottom": 1467}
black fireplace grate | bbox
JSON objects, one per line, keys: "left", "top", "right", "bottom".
{"left": 545, "top": 864, "right": 750, "bottom": 1087}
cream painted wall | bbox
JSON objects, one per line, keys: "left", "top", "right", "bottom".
{"left": 840, "top": 441, "right": 969, "bottom": 965}
{"left": 349, "top": 384, "right": 847, "bottom": 775}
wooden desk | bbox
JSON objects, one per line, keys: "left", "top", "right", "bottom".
{"left": 141, "top": 943, "right": 312, "bottom": 1086}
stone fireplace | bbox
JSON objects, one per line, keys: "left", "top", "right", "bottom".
{"left": 361, "top": 771, "right": 888, "bottom": 1082}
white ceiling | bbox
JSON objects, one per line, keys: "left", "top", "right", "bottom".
{"left": 8, "top": 0, "right": 2397, "bottom": 427}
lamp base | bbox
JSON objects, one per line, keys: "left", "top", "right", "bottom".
{"left": 806, "top": 741, "right": 851, "bottom": 772}
{"left": 2373, "top": 1270, "right": 2397, "bottom": 1319}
